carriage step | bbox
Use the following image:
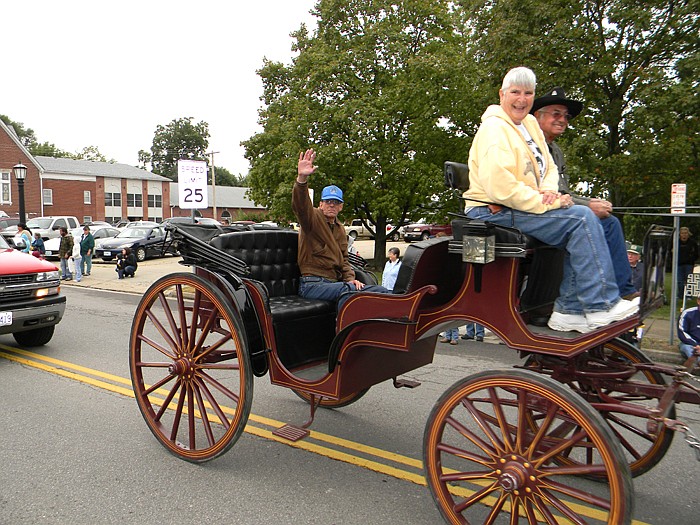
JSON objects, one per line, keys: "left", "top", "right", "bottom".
{"left": 273, "top": 424, "right": 310, "bottom": 442}
{"left": 393, "top": 377, "right": 421, "bottom": 389}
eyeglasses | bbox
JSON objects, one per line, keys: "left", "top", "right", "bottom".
{"left": 322, "top": 199, "right": 342, "bottom": 206}
{"left": 539, "top": 110, "right": 573, "bottom": 120}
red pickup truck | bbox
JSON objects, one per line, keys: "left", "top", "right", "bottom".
{"left": 0, "top": 235, "right": 65, "bottom": 346}
{"left": 402, "top": 221, "right": 452, "bottom": 242}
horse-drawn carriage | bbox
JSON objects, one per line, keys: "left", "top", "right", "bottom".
{"left": 129, "top": 165, "right": 699, "bottom": 524}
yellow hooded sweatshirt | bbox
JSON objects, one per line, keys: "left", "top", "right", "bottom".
{"left": 464, "top": 104, "right": 561, "bottom": 214}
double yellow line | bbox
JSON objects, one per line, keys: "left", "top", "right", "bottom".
{"left": 0, "top": 344, "right": 425, "bottom": 483}
{"left": 0, "top": 344, "right": 651, "bottom": 525}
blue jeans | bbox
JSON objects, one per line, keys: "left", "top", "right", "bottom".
{"left": 442, "top": 328, "right": 459, "bottom": 341}
{"left": 466, "top": 205, "right": 620, "bottom": 315}
{"left": 679, "top": 343, "right": 700, "bottom": 362}
{"left": 117, "top": 265, "right": 136, "bottom": 278}
{"left": 600, "top": 215, "right": 636, "bottom": 297}
{"left": 466, "top": 323, "right": 485, "bottom": 338}
{"left": 299, "top": 276, "right": 390, "bottom": 311}
{"left": 60, "top": 257, "right": 71, "bottom": 279}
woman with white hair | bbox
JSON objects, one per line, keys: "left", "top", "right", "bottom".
{"left": 463, "top": 66, "right": 637, "bottom": 333}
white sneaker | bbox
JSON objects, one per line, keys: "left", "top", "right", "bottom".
{"left": 585, "top": 299, "right": 638, "bottom": 329}
{"left": 548, "top": 311, "right": 591, "bottom": 333}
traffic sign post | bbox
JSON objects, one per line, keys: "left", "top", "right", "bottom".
{"left": 177, "top": 159, "right": 209, "bottom": 210}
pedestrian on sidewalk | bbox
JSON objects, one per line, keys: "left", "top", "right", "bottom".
{"left": 80, "top": 225, "right": 95, "bottom": 276}
{"left": 58, "top": 227, "right": 74, "bottom": 280}
{"left": 678, "top": 295, "right": 700, "bottom": 363}
{"left": 461, "top": 323, "right": 485, "bottom": 342}
{"left": 440, "top": 328, "right": 459, "bottom": 345}
{"left": 115, "top": 247, "right": 138, "bottom": 279}
{"left": 69, "top": 237, "right": 82, "bottom": 282}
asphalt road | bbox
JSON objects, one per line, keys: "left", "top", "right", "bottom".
{"left": 1, "top": 286, "right": 700, "bottom": 524}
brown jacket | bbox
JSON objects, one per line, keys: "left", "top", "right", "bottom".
{"left": 292, "top": 181, "right": 354, "bottom": 282}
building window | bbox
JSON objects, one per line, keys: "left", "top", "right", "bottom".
{"left": 84, "top": 191, "right": 91, "bottom": 204}
{"left": 147, "top": 194, "right": 162, "bottom": 208}
{"left": 105, "top": 192, "right": 121, "bottom": 206}
{"left": 0, "top": 171, "right": 10, "bottom": 204}
{"left": 83, "top": 216, "right": 93, "bottom": 224}
{"left": 127, "top": 193, "right": 143, "bottom": 207}
{"left": 43, "top": 188, "right": 53, "bottom": 205}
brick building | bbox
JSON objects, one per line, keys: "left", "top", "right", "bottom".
{"left": 1, "top": 119, "right": 266, "bottom": 225}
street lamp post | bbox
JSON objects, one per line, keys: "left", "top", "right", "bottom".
{"left": 13, "top": 162, "right": 27, "bottom": 225}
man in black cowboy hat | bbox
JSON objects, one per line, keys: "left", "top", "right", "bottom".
{"left": 532, "top": 87, "right": 637, "bottom": 299}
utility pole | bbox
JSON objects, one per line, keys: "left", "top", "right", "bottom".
{"left": 207, "top": 150, "right": 220, "bottom": 221}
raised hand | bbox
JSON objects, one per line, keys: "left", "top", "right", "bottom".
{"left": 297, "top": 149, "right": 317, "bottom": 183}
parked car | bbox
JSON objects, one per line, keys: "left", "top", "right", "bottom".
{"left": 402, "top": 220, "right": 452, "bottom": 242}
{"left": 1, "top": 216, "right": 80, "bottom": 243}
{"left": 0, "top": 234, "right": 65, "bottom": 346}
{"left": 345, "top": 218, "right": 404, "bottom": 241}
{"left": 95, "top": 226, "right": 178, "bottom": 262}
{"left": 0, "top": 217, "right": 20, "bottom": 232}
{"left": 43, "top": 226, "right": 120, "bottom": 260}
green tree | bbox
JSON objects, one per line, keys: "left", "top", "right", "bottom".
{"left": 244, "top": 0, "right": 468, "bottom": 263}
{"left": 28, "top": 141, "right": 70, "bottom": 158}
{"left": 211, "top": 165, "right": 248, "bottom": 187}
{"left": 68, "top": 145, "right": 114, "bottom": 163}
{"left": 150, "top": 117, "right": 210, "bottom": 180}
{"left": 0, "top": 115, "right": 37, "bottom": 147}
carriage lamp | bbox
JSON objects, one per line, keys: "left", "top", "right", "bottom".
{"left": 461, "top": 221, "right": 496, "bottom": 264}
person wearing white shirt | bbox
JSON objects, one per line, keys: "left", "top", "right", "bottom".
{"left": 382, "top": 247, "right": 401, "bottom": 291}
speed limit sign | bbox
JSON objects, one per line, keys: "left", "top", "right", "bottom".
{"left": 177, "top": 159, "right": 209, "bottom": 209}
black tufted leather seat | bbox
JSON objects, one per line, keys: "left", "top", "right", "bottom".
{"left": 209, "top": 229, "right": 335, "bottom": 320}
{"left": 210, "top": 229, "right": 336, "bottom": 368}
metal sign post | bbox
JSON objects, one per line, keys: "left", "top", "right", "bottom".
{"left": 669, "top": 184, "right": 687, "bottom": 343}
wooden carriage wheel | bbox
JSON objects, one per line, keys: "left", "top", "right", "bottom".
{"left": 291, "top": 388, "right": 369, "bottom": 408}
{"left": 130, "top": 272, "right": 253, "bottom": 463}
{"left": 525, "top": 338, "right": 675, "bottom": 478}
{"left": 423, "top": 370, "right": 633, "bottom": 525}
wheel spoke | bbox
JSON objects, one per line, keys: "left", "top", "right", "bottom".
{"left": 175, "top": 285, "right": 189, "bottom": 350}
{"left": 445, "top": 415, "right": 499, "bottom": 458}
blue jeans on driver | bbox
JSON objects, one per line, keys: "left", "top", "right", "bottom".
{"left": 466, "top": 205, "right": 620, "bottom": 315}
{"left": 299, "top": 276, "right": 390, "bottom": 312}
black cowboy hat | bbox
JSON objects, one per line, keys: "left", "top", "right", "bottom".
{"left": 531, "top": 87, "right": 583, "bottom": 119}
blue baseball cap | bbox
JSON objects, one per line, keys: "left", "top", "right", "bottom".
{"left": 321, "top": 185, "right": 344, "bottom": 203}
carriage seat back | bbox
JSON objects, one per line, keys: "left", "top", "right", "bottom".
{"left": 209, "top": 229, "right": 335, "bottom": 320}
{"left": 210, "top": 229, "right": 301, "bottom": 298}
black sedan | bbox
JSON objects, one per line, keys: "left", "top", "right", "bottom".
{"left": 94, "top": 226, "right": 178, "bottom": 262}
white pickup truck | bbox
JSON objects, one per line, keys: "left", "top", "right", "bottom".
{"left": 345, "top": 219, "right": 402, "bottom": 241}
{"left": 1, "top": 215, "right": 80, "bottom": 244}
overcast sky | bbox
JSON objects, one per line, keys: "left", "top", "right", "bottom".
{"left": 2, "top": 0, "right": 317, "bottom": 175}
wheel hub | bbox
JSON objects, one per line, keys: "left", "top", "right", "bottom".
{"left": 496, "top": 455, "right": 536, "bottom": 494}
{"left": 169, "top": 357, "right": 194, "bottom": 377}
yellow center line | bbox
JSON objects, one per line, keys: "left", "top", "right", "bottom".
{"left": 0, "top": 344, "right": 653, "bottom": 525}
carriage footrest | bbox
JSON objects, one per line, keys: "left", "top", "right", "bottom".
{"left": 273, "top": 424, "right": 310, "bottom": 442}
{"left": 393, "top": 377, "right": 421, "bottom": 389}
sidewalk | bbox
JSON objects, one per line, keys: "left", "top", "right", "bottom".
{"left": 60, "top": 250, "right": 684, "bottom": 365}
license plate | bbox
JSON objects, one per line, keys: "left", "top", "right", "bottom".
{"left": 0, "top": 311, "right": 12, "bottom": 327}
{"left": 103, "top": 251, "right": 111, "bottom": 257}
{"left": 46, "top": 250, "right": 53, "bottom": 256}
